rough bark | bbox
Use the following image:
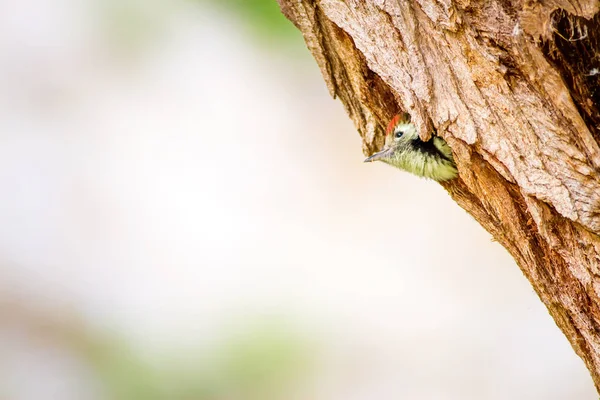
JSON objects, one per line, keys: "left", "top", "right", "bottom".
{"left": 277, "top": 0, "right": 600, "bottom": 392}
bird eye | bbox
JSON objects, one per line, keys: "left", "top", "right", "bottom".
{"left": 395, "top": 130, "right": 403, "bottom": 138}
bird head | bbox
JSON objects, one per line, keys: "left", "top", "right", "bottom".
{"left": 364, "top": 113, "right": 417, "bottom": 163}
{"left": 364, "top": 113, "right": 458, "bottom": 182}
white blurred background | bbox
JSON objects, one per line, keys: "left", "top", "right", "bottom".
{"left": 0, "top": 0, "right": 595, "bottom": 399}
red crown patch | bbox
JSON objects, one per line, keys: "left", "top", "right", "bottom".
{"left": 385, "top": 114, "right": 402, "bottom": 136}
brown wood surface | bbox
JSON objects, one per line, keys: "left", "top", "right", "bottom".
{"left": 278, "top": 0, "right": 600, "bottom": 391}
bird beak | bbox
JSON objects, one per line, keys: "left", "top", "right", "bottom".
{"left": 364, "top": 148, "right": 391, "bottom": 163}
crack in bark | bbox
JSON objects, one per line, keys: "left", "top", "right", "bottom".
{"left": 542, "top": 8, "right": 600, "bottom": 143}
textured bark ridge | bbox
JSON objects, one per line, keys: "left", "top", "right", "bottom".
{"left": 278, "top": 0, "right": 600, "bottom": 391}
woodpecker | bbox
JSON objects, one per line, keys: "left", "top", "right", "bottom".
{"left": 364, "top": 113, "right": 458, "bottom": 181}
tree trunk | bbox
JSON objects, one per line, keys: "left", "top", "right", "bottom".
{"left": 277, "top": 0, "right": 600, "bottom": 392}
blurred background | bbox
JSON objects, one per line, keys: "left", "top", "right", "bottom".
{"left": 0, "top": 0, "right": 595, "bottom": 399}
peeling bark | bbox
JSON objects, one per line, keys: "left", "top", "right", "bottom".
{"left": 278, "top": 0, "right": 600, "bottom": 392}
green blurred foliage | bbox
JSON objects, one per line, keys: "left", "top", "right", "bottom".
{"left": 201, "top": 0, "right": 302, "bottom": 46}
{"left": 83, "top": 319, "right": 314, "bottom": 400}
{"left": 212, "top": 321, "right": 312, "bottom": 399}
{"left": 100, "top": 1, "right": 155, "bottom": 51}
{"left": 95, "top": 0, "right": 305, "bottom": 56}
{"left": 94, "top": 0, "right": 173, "bottom": 58}
{"left": 84, "top": 336, "right": 168, "bottom": 400}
